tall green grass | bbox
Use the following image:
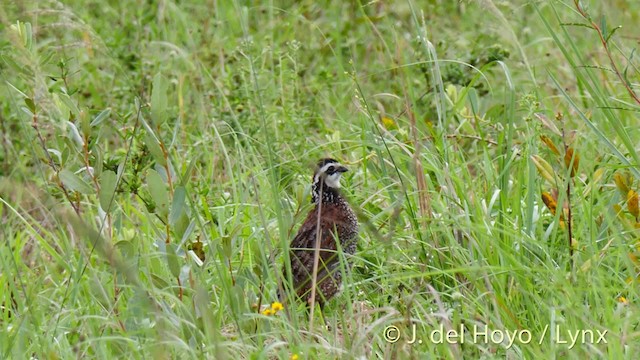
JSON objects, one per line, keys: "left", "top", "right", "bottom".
{"left": 1, "top": 1, "right": 639, "bottom": 358}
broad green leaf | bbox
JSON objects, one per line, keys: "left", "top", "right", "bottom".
{"left": 10, "top": 21, "right": 33, "bottom": 50}
{"left": 179, "top": 265, "right": 191, "bottom": 285}
{"left": 80, "top": 110, "right": 90, "bottom": 137}
{"left": 147, "top": 169, "right": 169, "bottom": 219}
{"left": 94, "top": 147, "right": 104, "bottom": 177}
{"left": 66, "top": 121, "right": 84, "bottom": 147}
{"left": 4, "top": 57, "right": 31, "bottom": 77}
{"left": 221, "top": 235, "right": 232, "bottom": 259}
{"left": 169, "top": 186, "right": 186, "bottom": 226}
{"left": 90, "top": 108, "right": 111, "bottom": 127}
{"left": 24, "top": 98, "right": 36, "bottom": 113}
{"left": 99, "top": 170, "right": 117, "bottom": 212}
{"left": 115, "top": 239, "right": 135, "bottom": 259}
{"left": 150, "top": 273, "right": 169, "bottom": 289}
{"left": 58, "top": 92, "right": 80, "bottom": 118}
{"left": 144, "top": 132, "right": 167, "bottom": 166}
{"left": 467, "top": 87, "right": 478, "bottom": 113}
{"left": 52, "top": 93, "right": 70, "bottom": 121}
{"left": 151, "top": 73, "right": 168, "bottom": 124}
{"left": 23, "top": 21, "right": 33, "bottom": 50}
{"left": 180, "top": 157, "right": 197, "bottom": 186}
{"left": 59, "top": 169, "right": 94, "bottom": 194}
{"left": 174, "top": 213, "right": 190, "bottom": 243}
{"left": 599, "top": 15, "right": 607, "bottom": 42}
{"left": 6, "top": 82, "right": 28, "bottom": 98}
{"left": 166, "top": 243, "right": 181, "bottom": 278}
{"left": 21, "top": 106, "right": 33, "bottom": 117}
{"left": 47, "top": 148, "right": 62, "bottom": 164}
{"left": 179, "top": 220, "right": 196, "bottom": 245}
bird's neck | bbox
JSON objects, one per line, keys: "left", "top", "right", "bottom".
{"left": 311, "top": 180, "right": 341, "bottom": 205}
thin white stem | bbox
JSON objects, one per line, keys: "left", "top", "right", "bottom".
{"left": 308, "top": 182, "right": 323, "bottom": 329}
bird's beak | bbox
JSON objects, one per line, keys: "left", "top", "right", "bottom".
{"left": 337, "top": 165, "right": 349, "bottom": 173}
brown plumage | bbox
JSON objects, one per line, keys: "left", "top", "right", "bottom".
{"left": 282, "top": 158, "right": 359, "bottom": 307}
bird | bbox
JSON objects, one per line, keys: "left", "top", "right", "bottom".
{"left": 281, "top": 158, "right": 359, "bottom": 308}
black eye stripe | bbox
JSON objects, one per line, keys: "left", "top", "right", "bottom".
{"left": 327, "top": 165, "right": 335, "bottom": 173}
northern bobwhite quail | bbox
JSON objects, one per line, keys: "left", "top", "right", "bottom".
{"left": 282, "top": 158, "right": 359, "bottom": 307}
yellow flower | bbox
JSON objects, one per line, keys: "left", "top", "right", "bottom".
{"left": 618, "top": 296, "right": 629, "bottom": 305}
{"left": 262, "top": 308, "right": 273, "bottom": 316}
{"left": 380, "top": 116, "right": 397, "bottom": 130}
{"left": 290, "top": 354, "right": 299, "bottom": 360}
{"left": 271, "top": 301, "right": 284, "bottom": 313}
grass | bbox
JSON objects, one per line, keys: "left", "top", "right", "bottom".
{"left": 1, "top": 0, "right": 640, "bottom": 358}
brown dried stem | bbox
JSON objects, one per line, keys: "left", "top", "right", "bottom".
{"left": 573, "top": 0, "right": 640, "bottom": 105}
{"left": 31, "top": 111, "right": 81, "bottom": 215}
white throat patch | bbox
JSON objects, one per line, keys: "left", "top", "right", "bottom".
{"left": 324, "top": 172, "right": 342, "bottom": 188}
{"left": 314, "top": 162, "right": 344, "bottom": 189}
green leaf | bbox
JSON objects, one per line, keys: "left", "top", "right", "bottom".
{"left": 467, "top": 88, "right": 478, "bottom": 113}
{"left": 150, "top": 273, "right": 169, "bottom": 289}
{"left": 151, "top": 73, "right": 168, "bottom": 124}
{"left": 80, "top": 110, "right": 90, "bottom": 138}
{"left": 166, "top": 243, "right": 181, "bottom": 278}
{"left": 599, "top": 15, "right": 607, "bottom": 42}
{"left": 180, "top": 158, "right": 197, "bottom": 186}
{"left": 52, "top": 93, "right": 70, "bottom": 121}
{"left": 66, "top": 121, "right": 84, "bottom": 148}
{"left": 99, "top": 170, "right": 117, "bottom": 212}
{"left": 169, "top": 186, "right": 186, "bottom": 226}
{"left": 605, "top": 25, "right": 622, "bottom": 44}
{"left": 221, "top": 235, "right": 232, "bottom": 259}
{"left": 59, "top": 169, "right": 94, "bottom": 194}
{"left": 23, "top": 21, "right": 33, "bottom": 50}
{"left": 179, "top": 220, "right": 196, "bottom": 245}
{"left": 58, "top": 93, "right": 80, "bottom": 118}
{"left": 174, "top": 215, "right": 191, "bottom": 244}
{"left": 4, "top": 57, "right": 32, "bottom": 77}
{"left": 115, "top": 239, "right": 135, "bottom": 259}
{"left": 144, "top": 132, "right": 167, "bottom": 166}
{"left": 90, "top": 108, "right": 111, "bottom": 127}
{"left": 147, "top": 169, "right": 169, "bottom": 219}
{"left": 94, "top": 147, "right": 104, "bottom": 178}
{"left": 24, "top": 98, "right": 36, "bottom": 113}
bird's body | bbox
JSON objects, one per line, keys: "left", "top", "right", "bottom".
{"left": 284, "top": 158, "right": 359, "bottom": 306}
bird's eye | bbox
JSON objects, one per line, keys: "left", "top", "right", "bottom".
{"left": 327, "top": 166, "right": 335, "bottom": 173}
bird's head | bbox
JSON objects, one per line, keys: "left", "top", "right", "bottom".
{"left": 314, "top": 158, "right": 349, "bottom": 189}
{"left": 311, "top": 158, "right": 349, "bottom": 203}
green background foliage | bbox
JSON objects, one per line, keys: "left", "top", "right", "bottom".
{"left": 1, "top": 1, "right": 639, "bottom": 358}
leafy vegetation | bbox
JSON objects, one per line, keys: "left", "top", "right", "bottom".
{"left": 1, "top": 1, "right": 639, "bottom": 358}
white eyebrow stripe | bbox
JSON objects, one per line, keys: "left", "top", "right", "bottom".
{"left": 318, "top": 162, "right": 341, "bottom": 175}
